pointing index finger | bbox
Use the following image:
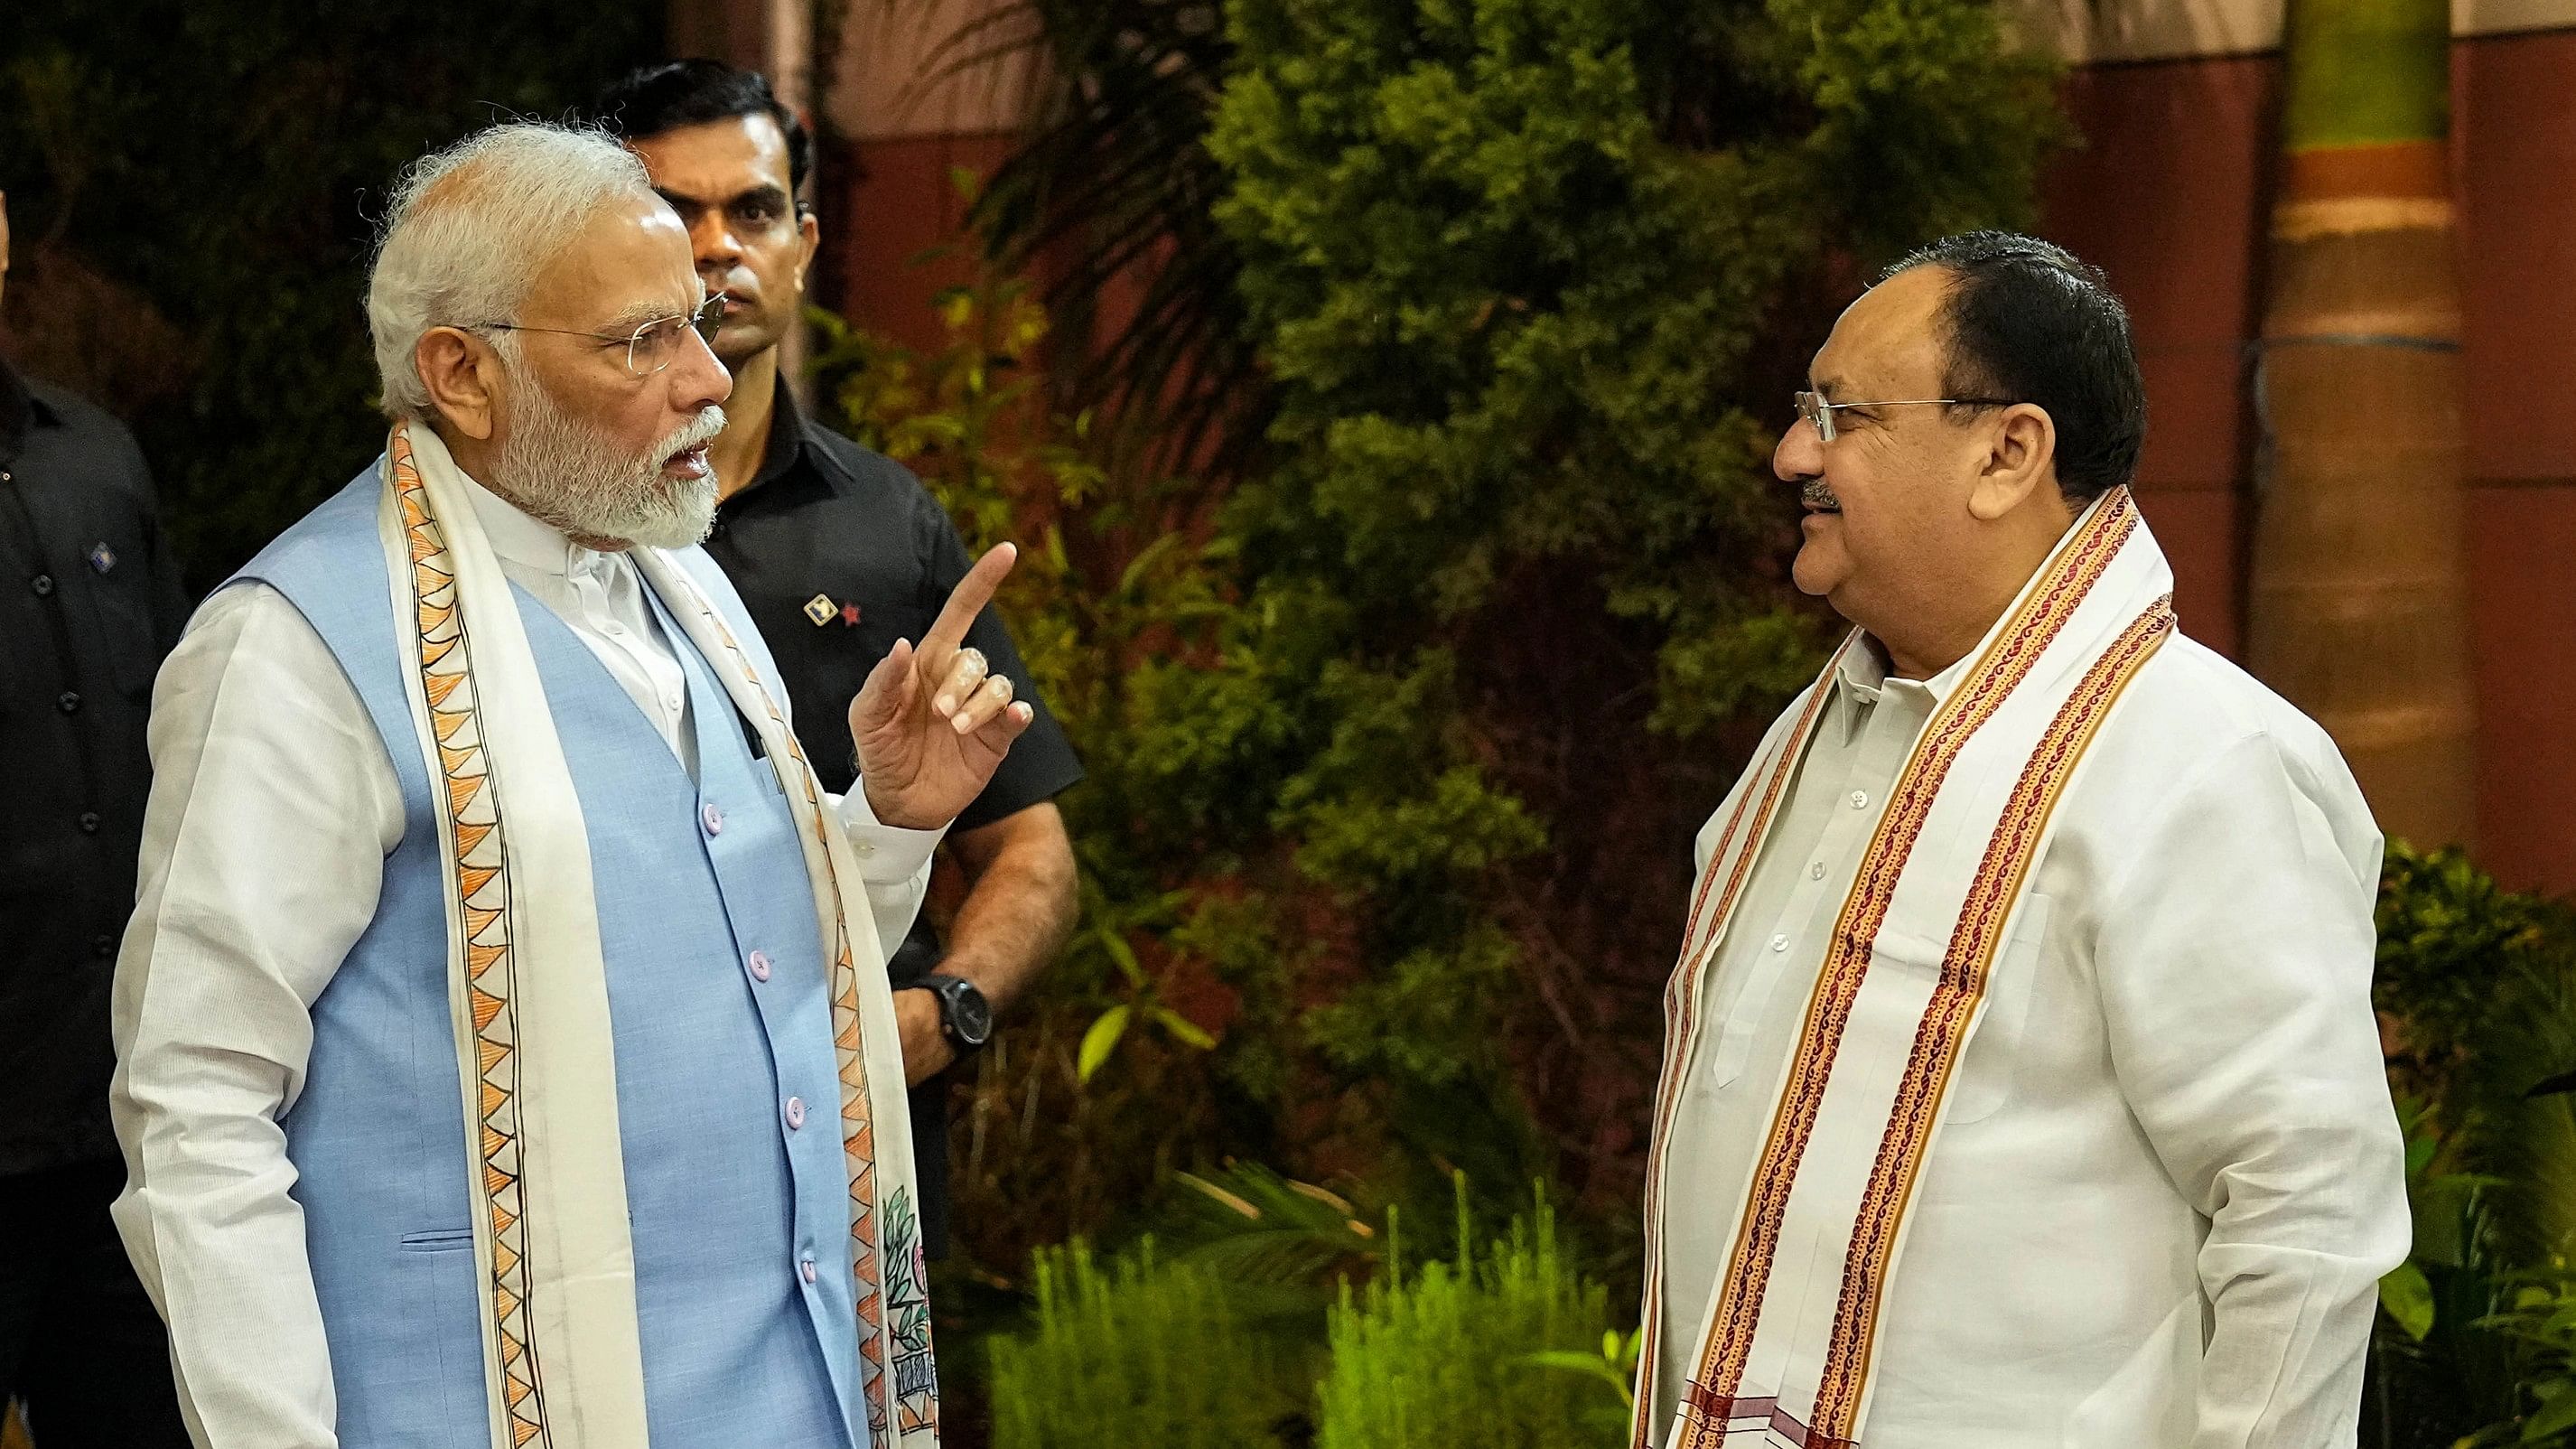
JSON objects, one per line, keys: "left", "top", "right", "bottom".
{"left": 922, "top": 543, "right": 1017, "bottom": 656}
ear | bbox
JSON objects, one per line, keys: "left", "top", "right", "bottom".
{"left": 793, "top": 207, "right": 820, "bottom": 295}
{"left": 1965, "top": 402, "right": 2059, "bottom": 522}
{"left": 415, "top": 326, "right": 507, "bottom": 442}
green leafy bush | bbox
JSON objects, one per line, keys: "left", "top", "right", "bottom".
{"left": 1317, "top": 1188, "right": 1622, "bottom": 1449}
{"left": 987, "top": 1239, "right": 1305, "bottom": 1448}
{"left": 983, "top": 1173, "right": 1626, "bottom": 1448}
{"left": 2369, "top": 846, "right": 2576, "bottom": 1445}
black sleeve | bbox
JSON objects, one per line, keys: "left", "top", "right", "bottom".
{"left": 913, "top": 491, "right": 1085, "bottom": 833}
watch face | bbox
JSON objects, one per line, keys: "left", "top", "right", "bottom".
{"left": 947, "top": 979, "right": 994, "bottom": 1045}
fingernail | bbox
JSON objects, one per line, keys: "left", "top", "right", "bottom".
{"left": 934, "top": 695, "right": 954, "bottom": 715}
{"left": 953, "top": 713, "right": 975, "bottom": 734}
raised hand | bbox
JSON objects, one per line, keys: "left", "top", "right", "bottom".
{"left": 848, "top": 543, "right": 1036, "bottom": 830}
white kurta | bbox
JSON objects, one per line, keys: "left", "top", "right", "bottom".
{"left": 1653, "top": 633, "right": 2407, "bottom": 1447}
{"left": 109, "top": 475, "right": 942, "bottom": 1448}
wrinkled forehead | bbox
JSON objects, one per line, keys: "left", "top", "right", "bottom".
{"left": 521, "top": 193, "right": 704, "bottom": 331}
{"left": 1810, "top": 265, "right": 1954, "bottom": 400}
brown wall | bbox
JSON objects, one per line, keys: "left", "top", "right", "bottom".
{"left": 2046, "top": 30, "right": 2576, "bottom": 890}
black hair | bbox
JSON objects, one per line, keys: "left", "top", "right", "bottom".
{"left": 1878, "top": 230, "right": 2145, "bottom": 501}
{"left": 594, "top": 59, "right": 811, "bottom": 199}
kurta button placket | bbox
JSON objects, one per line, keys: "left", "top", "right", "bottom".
{"left": 701, "top": 801, "right": 723, "bottom": 836}
{"left": 785, "top": 1097, "right": 807, "bottom": 1131}
{"left": 747, "top": 949, "right": 771, "bottom": 983}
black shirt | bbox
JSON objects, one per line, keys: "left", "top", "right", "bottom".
{"left": 0, "top": 362, "right": 189, "bottom": 1175}
{"left": 700, "top": 380, "right": 1084, "bottom": 1254}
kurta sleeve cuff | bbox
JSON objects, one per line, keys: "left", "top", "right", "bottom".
{"left": 832, "top": 786, "right": 947, "bottom": 886}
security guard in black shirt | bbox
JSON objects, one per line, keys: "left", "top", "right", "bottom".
{"left": 0, "top": 191, "right": 192, "bottom": 1446}
{"left": 601, "top": 64, "right": 1084, "bottom": 1261}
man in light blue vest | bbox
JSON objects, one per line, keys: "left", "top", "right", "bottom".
{"left": 107, "top": 123, "right": 1027, "bottom": 1449}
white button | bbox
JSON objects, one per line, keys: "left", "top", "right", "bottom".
{"left": 1769, "top": 933, "right": 1788, "bottom": 952}
{"left": 665, "top": 694, "right": 681, "bottom": 712}
{"left": 785, "top": 1096, "right": 807, "bottom": 1130}
{"left": 748, "top": 949, "right": 771, "bottom": 982}
{"left": 798, "top": 1256, "right": 817, "bottom": 1285}
{"left": 854, "top": 840, "right": 876, "bottom": 858}
{"left": 702, "top": 802, "right": 723, "bottom": 835}
{"left": 1809, "top": 862, "right": 1825, "bottom": 880}
{"left": 1850, "top": 790, "right": 1869, "bottom": 810}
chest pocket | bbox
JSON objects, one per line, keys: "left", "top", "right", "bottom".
{"left": 1859, "top": 892, "right": 2053, "bottom": 1126}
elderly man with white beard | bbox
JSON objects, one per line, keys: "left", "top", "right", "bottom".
{"left": 107, "top": 124, "right": 1024, "bottom": 1449}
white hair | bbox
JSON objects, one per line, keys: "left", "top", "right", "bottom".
{"left": 366, "top": 122, "right": 654, "bottom": 420}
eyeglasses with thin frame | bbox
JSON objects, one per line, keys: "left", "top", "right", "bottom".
{"left": 1793, "top": 389, "right": 2014, "bottom": 444}
{"left": 466, "top": 294, "right": 729, "bottom": 379}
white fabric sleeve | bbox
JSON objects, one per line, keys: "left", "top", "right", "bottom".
{"left": 831, "top": 785, "right": 947, "bottom": 967}
{"left": 109, "top": 583, "right": 406, "bottom": 1449}
{"left": 2091, "top": 730, "right": 2409, "bottom": 1449}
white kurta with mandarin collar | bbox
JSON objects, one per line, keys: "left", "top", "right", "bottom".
{"left": 1643, "top": 497, "right": 2407, "bottom": 1449}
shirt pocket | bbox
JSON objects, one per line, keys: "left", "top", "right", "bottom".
{"left": 1848, "top": 893, "right": 2050, "bottom": 1127}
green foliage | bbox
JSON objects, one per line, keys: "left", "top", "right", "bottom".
{"left": 1191, "top": 0, "right": 2064, "bottom": 1210}
{"left": 1, "top": 1, "right": 660, "bottom": 587}
{"left": 2378, "top": 846, "right": 2576, "bottom": 1267}
{"left": 2368, "top": 847, "right": 2576, "bottom": 1445}
{"left": 988, "top": 1239, "right": 1306, "bottom": 1448}
{"left": 983, "top": 1171, "right": 1623, "bottom": 1448}
{"left": 1318, "top": 1183, "right": 1621, "bottom": 1449}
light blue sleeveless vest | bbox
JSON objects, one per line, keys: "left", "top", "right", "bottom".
{"left": 231, "top": 467, "right": 875, "bottom": 1449}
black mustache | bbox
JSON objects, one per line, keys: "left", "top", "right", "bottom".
{"left": 1799, "top": 477, "right": 1840, "bottom": 510}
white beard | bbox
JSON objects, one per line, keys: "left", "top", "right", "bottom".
{"left": 491, "top": 376, "right": 725, "bottom": 551}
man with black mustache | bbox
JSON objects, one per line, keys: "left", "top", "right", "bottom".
{"left": 1638, "top": 234, "right": 2404, "bottom": 1448}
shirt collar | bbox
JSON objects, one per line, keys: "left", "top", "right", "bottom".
{"left": 455, "top": 466, "right": 617, "bottom": 582}
{"left": 1829, "top": 632, "right": 1971, "bottom": 740}
{"left": 0, "top": 360, "right": 56, "bottom": 463}
{"left": 744, "top": 372, "right": 811, "bottom": 497}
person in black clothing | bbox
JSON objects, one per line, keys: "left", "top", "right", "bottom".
{"left": 597, "top": 64, "right": 1084, "bottom": 1260}
{"left": 0, "top": 190, "right": 192, "bottom": 1447}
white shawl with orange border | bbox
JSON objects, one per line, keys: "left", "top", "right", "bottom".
{"left": 377, "top": 421, "right": 940, "bottom": 1449}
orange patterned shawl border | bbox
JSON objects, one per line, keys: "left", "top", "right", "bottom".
{"left": 390, "top": 428, "right": 550, "bottom": 1447}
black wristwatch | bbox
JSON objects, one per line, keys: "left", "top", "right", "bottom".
{"left": 914, "top": 972, "right": 994, "bottom": 1052}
